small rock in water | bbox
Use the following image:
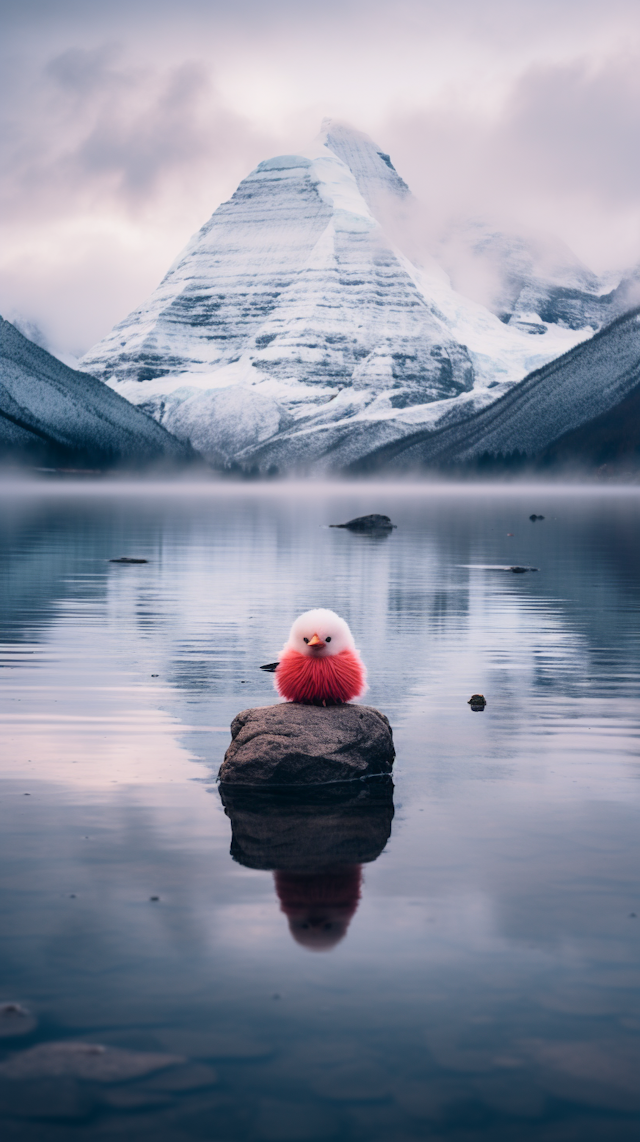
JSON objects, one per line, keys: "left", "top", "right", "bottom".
{"left": 529, "top": 514, "right": 545, "bottom": 521}
{"left": 468, "top": 694, "right": 487, "bottom": 711}
{"left": 330, "top": 514, "right": 396, "bottom": 531}
{"left": 109, "top": 557, "right": 148, "bottom": 564}
{"left": 0, "top": 1003, "right": 37, "bottom": 1038}
{"left": 0, "top": 1041, "right": 183, "bottom": 1082}
{"left": 485, "top": 565, "right": 538, "bottom": 574}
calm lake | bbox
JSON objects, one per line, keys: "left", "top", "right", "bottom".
{"left": 0, "top": 480, "right": 638, "bottom": 1142}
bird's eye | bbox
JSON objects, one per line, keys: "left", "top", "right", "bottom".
{"left": 303, "top": 637, "right": 309, "bottom": 644}
{"left": 325, "top": 636, "right": 331, "bottom": 643}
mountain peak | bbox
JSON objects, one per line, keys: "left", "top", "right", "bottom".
{"left": 319, "top": 118, "right": 410, "bottom": 207}
{"left": 79, "top": 122, "right": 596, "bottom": 472}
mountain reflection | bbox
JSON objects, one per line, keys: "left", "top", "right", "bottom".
{"left": 219, "top": 777, "right": 394, "bottom": 951}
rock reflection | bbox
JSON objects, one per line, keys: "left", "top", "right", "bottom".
{"left": 219, "top": 777, "right": 394, "bottom": 951}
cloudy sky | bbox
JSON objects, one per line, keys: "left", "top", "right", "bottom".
{"left": 2, "top": 0, "right": 639, "bottom": 358}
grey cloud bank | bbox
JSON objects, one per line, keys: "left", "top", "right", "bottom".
{"left": 1, "top": 0, "right": 639, "bottom": 357}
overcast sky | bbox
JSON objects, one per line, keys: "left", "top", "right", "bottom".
{"left": 1, "top": 0, "right": 639, "bottom": 357}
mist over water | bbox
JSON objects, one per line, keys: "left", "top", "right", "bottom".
{"left": 0, "top": 481, "right": 639, "bottom": 1140}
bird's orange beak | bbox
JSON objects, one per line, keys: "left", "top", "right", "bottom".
{"left": 308, "top": 633, "right": 325, "bottom": 648}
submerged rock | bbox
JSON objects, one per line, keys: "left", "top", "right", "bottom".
{"left": 218, "top": 703, "right": 395, "bottom": 786}
{"left": 0, "top": 1042, "right": 183, "bottom": 1082}
{"left": 330, "top": 514, "right": 396, "bottom": 531}
{"left": 0, "top": 1003, "right": 36, "bottom": 1038}
{"left": 219, "top": 777, "right": 394, "bottom": 870}
{"left": 109, "top": 557, "right": 148, "bottom": 564}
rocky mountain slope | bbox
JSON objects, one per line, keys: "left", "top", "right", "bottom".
{"left": 539, "top": 372, "right": 640, "bottom": 471}
{"left": 0, "top": 317, "right": 190, "bottom": 467}
{"left": 80, "top": 121, "right": 593, "bottom": 470}
{"left": 345, "top": 308, "right": 640, "bottom": 473}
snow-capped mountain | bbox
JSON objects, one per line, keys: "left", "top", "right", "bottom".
{"left": 437, "top": 219, "right": 616, "bottom": 331}
{"left": 0, "top": 317, "right": 190, "bottom": 466}
{"left": 80, "top": 121, "right": 595, "bottom": 470}
{"left": 348, "top": 308, "right": 640, "bottom": 472}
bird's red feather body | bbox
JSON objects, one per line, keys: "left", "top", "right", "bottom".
{"left": 275, "top": 648, "right": 366, "bottom": 704}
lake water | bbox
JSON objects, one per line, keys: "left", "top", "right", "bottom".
{"left": 0, "top": 480, "right": 639, "bottom": 1142}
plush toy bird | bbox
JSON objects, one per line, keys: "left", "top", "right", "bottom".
{"left": 261, "top": 608, "right": 367, "bottom": 705}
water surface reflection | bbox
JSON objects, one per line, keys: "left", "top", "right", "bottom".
{"left": 220, "top": 779, "right": 394, "bottom": 950}
{"left": 0, "top": 482, "right": 639, "bottom": 1141}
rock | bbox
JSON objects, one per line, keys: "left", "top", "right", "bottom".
{"left": 218, "top": 703, "right": 395, "bottom": 786}
{"left": 0, "top": 1042, "right": 184, "bottom": 1082}
{"left": 0, "top": 1003, "right": 36, "bottom": 1038}
{"left": 529, "top": 514, "right": 545, "bottom": 521}
{"left": 485, "top": 565, "right": 538, "bottom": 573}
{"left": 109, "top": 557, "right": 148, "bottom": 564}
{"left": 329, "top": 514, "right": 396, "bottom": 531}
{"left": 219, "top": 777, "right": 394, "bottom": 869}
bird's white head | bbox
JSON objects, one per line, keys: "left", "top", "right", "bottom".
{"left": 284, "top": 608, "right": 355, "bottom": 658}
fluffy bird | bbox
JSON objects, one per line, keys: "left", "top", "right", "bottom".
{"left": 266, "top": 608, "right": 367, "bottom": 705}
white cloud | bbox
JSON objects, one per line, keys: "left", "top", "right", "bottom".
{"left": 384, "top": 55, "right": 640, "bottom": 272}
{"left": 1, "top": 0, "right": 639, "bottom": 355}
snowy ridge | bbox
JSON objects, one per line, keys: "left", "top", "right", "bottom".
{"left": 438, "top": 219, "right": 611, "bottom": 330}
{"left": 0, "top": 317, "right": 189, "bottom": 465}
{"left": 80, "top": 122, "right": 594, "bottom": 470}
{"left": 348, "top": 308, "right": 640, "bottom": 472}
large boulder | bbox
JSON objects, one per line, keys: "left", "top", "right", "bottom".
{"left": 218, "top": 703, "right": 395, "bottom": 787}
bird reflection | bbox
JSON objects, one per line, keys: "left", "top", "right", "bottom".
{"left": 218, "top": 778, "right": 393, "bottom": 952}
{"left": 274, "top": 865, "right": 362, "bottom": 951}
